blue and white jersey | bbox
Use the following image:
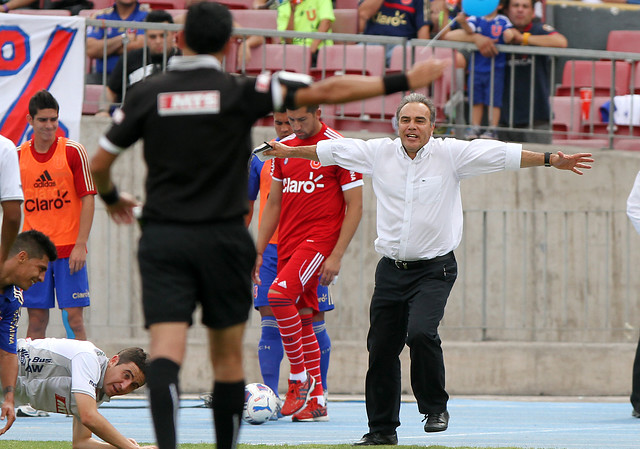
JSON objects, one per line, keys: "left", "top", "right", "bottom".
{"left": 467, "top": 14, "right": 513, "bottom": 72}
{"left": 0, "top": 285, "right": 23, "bottom": 354}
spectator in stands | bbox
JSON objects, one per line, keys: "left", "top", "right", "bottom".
{"left": 358, "top": 0, "right": 431, "bottom": 66}
{"left": 449, "top": 7, "right": 516, "bottom": 140}
{"left": 100, "top": 10, "right": 180, "bottom": 113}
{"left": 277, "top": 0, "right": 335, "bottom": 66}
{"left": 446, "top": 0, "right": 567, "bottom": 143}
{"left": 85, "top": 0, "right": 150, "bottom": 84}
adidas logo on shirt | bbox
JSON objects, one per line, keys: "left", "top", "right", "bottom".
{"left": 277, "top": 280, "right": 287, "bottom": 288}
{"left": 33, "top": 170, "right": 56, "bottom": 188}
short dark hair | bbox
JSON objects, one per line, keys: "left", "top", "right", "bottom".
{"left": 184, "top": 2, "right": 232, "bottom": 55}
{"left": 116, "top": 347, "right": 149, "bottom": 386}
{"left": 145, "top": 9, "right": 173, "bottom": 24}
{"left": 28, "top": 90, "right": 59, "bottom": 117}
{"left": 10, "top": 230, "right": 57, "bottom": 262}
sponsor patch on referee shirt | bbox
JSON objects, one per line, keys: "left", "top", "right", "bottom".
{"left": 157, "top": 91, "right": 220, "bottom": 115}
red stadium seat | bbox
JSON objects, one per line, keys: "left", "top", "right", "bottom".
{"left": 238, "top": 43, "right": 312, "bottom": 76}
{"left": 311, "top": 44, "right": 385, "bottom": 80}
{"left": 556, "top": 60, "right": 631, "bottom": 97}
{"left": 83, "top": 84, "right": 106, "bottom": 115}
{"left": 606, "top": 30, "right": 640, "bottom": 54}
{"left": 231, "top": 9, "right": 277, "bottom": 30}
{"left": 140, "top": 0, "right": 186, "bottom": 9}
{"left": 333, "top": 92, "right": 403, "bottom": 133}
{"left": 214, "top": 0, "right": 253, "bottom": 9}
{"left": 9, "top": 8, "right": 71, "bottom": 15}
{"left": 332, "top": 8, "right": 358, "bottom": 35}
{"left": 335, "top": 0, "right": 358, "bottom": 8}
{"left": 89, "top": 0, "right": 113, "bottom": 9}
{"left": 550, "top": 95, "right": 581, "bottom": 140}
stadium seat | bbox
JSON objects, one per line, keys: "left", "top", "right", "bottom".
{"left": 633, "top": 62, "right": 640, "bottom": 94}
{"left": 214, "top": 0, "right": 253, "bottom": 9}
{"left": 83, "top": 84, "right": 106, "bottom": 115}
{"left": 606, "top": 30, "right": 640, "bottom": 54}
{"left": 140, "top": 0, "right": 186, "bottom": 9}
{"left": 90, "top": 0, "right": 115, "bottom": 9}
{"left": 550, "top": 96, "right": 582, "bottom": 140}
{"left": 614, "top": 138, "right": 640, "bottom": 151}
{"left": 413, "top": 46, "right": 457, "bottom": 118}
{"left": 166, "top": 8, "right": 186, "bottom": 18}
{"left": 335, "top": 0, "right": 358, "bottom": 8}
{"left": 238, "top": 43, "right": 312, "bottom": 76}
{"left": 9, "top": 8, "right": 71, "bottom": 15}
{"left": 556, "top": 60, "right": 631, "bottom": 97}
{"left": 333, "top": 92, "right": 403, "bottom": 133}
{"left": 231, "top": 9, "right": 277, "bottom": 30}
{"left": 78, "top": 8, "right": 98, "bottom": 17}
{"left": 387, "top": 45, "right": 413, "bottom": 74}
{"left": 332, "top": 9, "right": 358, "bottom": 35}
{"left": 311, "top": 44, "right": 385, "bottom": 80}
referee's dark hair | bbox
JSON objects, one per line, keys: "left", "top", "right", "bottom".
{"left": 184, "top": 2, "right": 232, "bottom": 55}
{"left": 10, "top": 230, "right": 57, "bottom": 262}
{"left": 28, "top": 90, "right": 59, "bottom": 117}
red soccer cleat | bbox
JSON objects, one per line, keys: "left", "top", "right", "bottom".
{"left": 291, "top": 397, "right": 329, "bottom": 422}
{"left": 280, "top": 375, "right": 316, "bottom": 416}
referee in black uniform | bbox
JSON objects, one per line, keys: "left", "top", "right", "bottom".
{"left": 90, "top": 3, "right": 448, "bottom": 449}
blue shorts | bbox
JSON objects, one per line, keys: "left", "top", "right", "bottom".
{"left": 469, "top": 69, "right": 505, "bottom": 108}
{"left": 22, "top": 257, "right": 90, "bottom": 309}
{"left": 254, "top": 243, "right": 334, "bottom": 312}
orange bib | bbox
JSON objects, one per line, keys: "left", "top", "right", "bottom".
{"left": 19, "top": 137, "right": 82, "bottom": 247}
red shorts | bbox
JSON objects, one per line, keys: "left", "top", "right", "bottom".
{"left": 271, "top": 242, "right": 328, "bottom": 311}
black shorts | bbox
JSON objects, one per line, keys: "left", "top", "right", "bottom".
{"left": 138, "top": 221, "right": 256, "bottom": 329}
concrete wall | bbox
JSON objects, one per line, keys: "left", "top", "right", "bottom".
{"left": 19, "top": 116, "right": 639, "bottom": 397}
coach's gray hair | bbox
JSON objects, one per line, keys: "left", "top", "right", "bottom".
{"left": 395, "top": 93, "right": 436, "bottom": 125}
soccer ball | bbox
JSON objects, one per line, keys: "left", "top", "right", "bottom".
{"left": 242, "top": 383, "right": 278, "bottom": 425}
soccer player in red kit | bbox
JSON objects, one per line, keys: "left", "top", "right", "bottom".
{"left": 254, "top": 105, "right": 363, "bottom": 421}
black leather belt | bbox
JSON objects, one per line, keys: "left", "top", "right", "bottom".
{"left": 385, "top": 252, "right": 453, "bottom": 270}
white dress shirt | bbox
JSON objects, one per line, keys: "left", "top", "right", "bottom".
{"left": 627, "top": 171, "right": 640, "bottom": 234}
{"left": 317, "top": 136, "right": 522, "bottom": 261}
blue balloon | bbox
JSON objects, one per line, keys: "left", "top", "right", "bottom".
{"left": 462, "top": 0, "right": 500, "bottom": 17}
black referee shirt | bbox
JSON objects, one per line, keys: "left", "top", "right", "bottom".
{"left": 102, "top": 55, "right": 274, "bottom": 224}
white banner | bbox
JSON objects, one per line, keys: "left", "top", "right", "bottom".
{"left": 0, "top": 14, "right": 85, "bottom": 145}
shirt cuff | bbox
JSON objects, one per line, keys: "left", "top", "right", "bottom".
{"left": 505, "top": 142, "right": 522, "bottom": 171}
{"left": 317, "top": 140, "right": 336, "bottom": 166}
{"left": 98, "top": 135, "right": 126, "bottom": 155}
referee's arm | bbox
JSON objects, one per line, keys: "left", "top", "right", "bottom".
{"left": 293, "top": 58, "right": 449, "bottom": 106}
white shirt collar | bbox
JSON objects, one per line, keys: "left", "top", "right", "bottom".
{"left": 168, "top": 55, "right": 222, "bottom": 72}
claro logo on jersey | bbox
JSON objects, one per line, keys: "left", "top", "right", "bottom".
{"left": 157, "top": 90, "right": 220, "bottom": 116}
{"left": 25, "top": 189, "right": 71, "bottom": 212}
{"left": 283, "top": 173, "right": 325, "bottom": 194}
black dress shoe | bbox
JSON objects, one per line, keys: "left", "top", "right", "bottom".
{"left": 352, "top": 432, "right": 398, "bottom": 446}
{"left": 423, "top": 410, "right": 449, "bottom": 432}
{"left": 633, "top": 409, "right": 640, "bottom": 418}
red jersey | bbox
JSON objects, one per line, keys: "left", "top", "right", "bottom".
{"left": 272, "top": 123, "right": 363, "bottom": 260}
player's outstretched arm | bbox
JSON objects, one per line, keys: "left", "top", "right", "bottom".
{"left": 294, "top": 59, "right": 449, "bottom": 107}
{"left": 72, "top": 393, "right": 158, "bottom": 449}
{"left": 0, "top": 349, "right": 17, "bottom": 436}
{"left": 520, "top": 150, "right": 594, "bottom": 175}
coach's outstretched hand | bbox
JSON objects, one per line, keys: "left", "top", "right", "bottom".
{"left": 549, "top": 151, "right": 594, "bottom": 175}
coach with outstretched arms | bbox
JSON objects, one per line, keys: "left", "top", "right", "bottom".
{"left": 89, "top": 3, "right": 448, "bottom": 449}
{"left": 263, "top": 93, "right": 593, "bottom": 445}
